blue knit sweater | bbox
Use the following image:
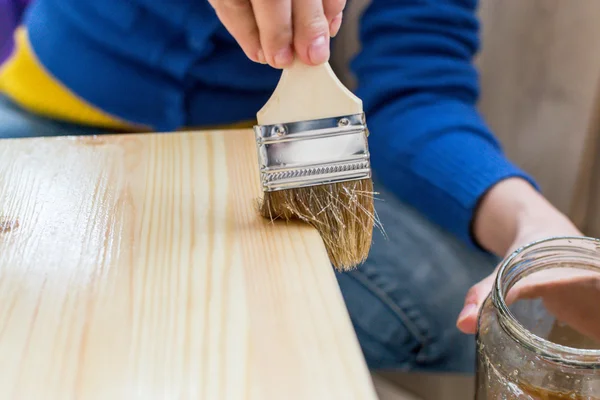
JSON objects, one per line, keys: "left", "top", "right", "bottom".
{"left": 21, "top": 0, "right": 536, "bottom": 247}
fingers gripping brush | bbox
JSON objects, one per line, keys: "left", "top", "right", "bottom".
{"left": 254, "top": 60, "right": 376, "bottom": 271}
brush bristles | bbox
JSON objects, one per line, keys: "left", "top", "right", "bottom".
{"left": 259, "top": 179, "right": 376, "bottom": 271}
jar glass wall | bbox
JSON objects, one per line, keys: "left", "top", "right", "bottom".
{"left": 476, "top": 237, "right": 600, "bottom": 399}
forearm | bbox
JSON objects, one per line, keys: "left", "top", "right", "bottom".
{"left": 351, "top": 0, "right": 541, "bottom": 246}
{"left": 472, "top": 177, "right": 578, "bottom": 256}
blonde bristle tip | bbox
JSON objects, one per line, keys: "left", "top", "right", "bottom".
{"left": 258, "top": 179, "right": 378, "bottom": 271}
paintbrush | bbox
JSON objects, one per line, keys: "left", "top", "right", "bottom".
{"left": 254, "top": 59, "right": 376, "bottom": 271}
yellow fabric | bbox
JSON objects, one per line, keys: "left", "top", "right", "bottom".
{"left": 0, "top": 27, "right": 141, "bottom": 131}
{"left": 0, "top": 27, "right": 257, "bottom": 133}
{"left": 180, "top": 120, "right": 256, "bottom": 131}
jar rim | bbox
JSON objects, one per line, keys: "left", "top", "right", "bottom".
{"left": 493, "top": 236, "right": 600, "bottom": 368}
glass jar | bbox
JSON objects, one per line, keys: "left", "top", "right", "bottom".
{"left": 476, "top": 236, "right": 600, "bottom": 399}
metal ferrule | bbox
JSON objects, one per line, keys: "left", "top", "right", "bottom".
{"left": 254, "top": 113, "right": 371, "bottom": 192}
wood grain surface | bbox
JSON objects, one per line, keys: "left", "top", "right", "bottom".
{"left": 0, "top": 130, "right": 377, "bottom": 400}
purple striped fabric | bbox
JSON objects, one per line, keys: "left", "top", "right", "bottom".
{"left": 0, "top": 0, "right": 29, "bottom": 63}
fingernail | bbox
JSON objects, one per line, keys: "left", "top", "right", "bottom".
{"left": 457, "top": 303, "right": 477, "bottom": 324}
{"left": 274, "top": 47, "right": 293, "bottom": 68}
{"left": 257, "top": 49, "right": 266, "bottom": 64}
{"left": 309, "top": 35, "right": 329, "bottom": 65}
{"left": 330, "top": 13, "right": 343, "bottom": 37}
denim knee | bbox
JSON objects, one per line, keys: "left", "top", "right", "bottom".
{"left": 336, "top": 185, "right": 498, "bottom": 373}
{"left": 0, "top": 94, "right": 110, "bottom": 139}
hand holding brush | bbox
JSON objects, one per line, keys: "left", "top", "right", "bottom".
{"left": 254, "top": 59, "right": 377, "bottom": 270}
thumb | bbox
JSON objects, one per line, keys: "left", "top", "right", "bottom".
{"left": 456, "top": 274, "right": 495, "bottom": 334}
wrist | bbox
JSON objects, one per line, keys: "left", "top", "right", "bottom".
{"left": 472, "top": 177, "right": 570, "bottom": 256}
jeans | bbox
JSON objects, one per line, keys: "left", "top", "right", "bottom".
{"left": 0, "top": 94, "right": 498, "bottom": 373}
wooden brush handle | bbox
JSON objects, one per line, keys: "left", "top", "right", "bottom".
{"left": 256, "top": 60, "right": 363, "bottom": 126}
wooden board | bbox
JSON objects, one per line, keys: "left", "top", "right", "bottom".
{"left": 0, "top": 130, "right": 377, "bottom": 400}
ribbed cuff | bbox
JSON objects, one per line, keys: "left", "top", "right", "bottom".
{"left": 367, "top": 99, "right": 539, "bottom": 248}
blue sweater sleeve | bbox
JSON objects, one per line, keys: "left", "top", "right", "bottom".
{"left": 351, "top": 0, "right": 538, "bottom": 247}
